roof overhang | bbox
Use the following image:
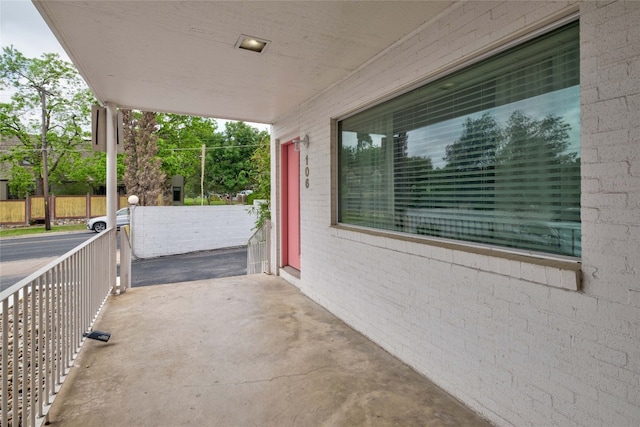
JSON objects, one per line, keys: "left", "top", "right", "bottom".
{"left": 34, "top": 1, "right": 454, "bottom": 124}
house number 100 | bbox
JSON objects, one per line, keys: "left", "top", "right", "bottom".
{"left": 305, "top": 155, "right": 310, "bottom": 189}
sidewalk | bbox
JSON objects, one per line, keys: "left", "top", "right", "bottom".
{"left": 47, "top": 274, "right": 492, "bottom": 426}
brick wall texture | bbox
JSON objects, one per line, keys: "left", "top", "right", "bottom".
{"left": 272, "top": 1, "right": 640, "bottom": 426}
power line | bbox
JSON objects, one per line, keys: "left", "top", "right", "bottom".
{"left": 0, "top": 143, "right": 262, "bottom": 154}
{"left": 165, "top": 144, "right": 261, "bottom": 151}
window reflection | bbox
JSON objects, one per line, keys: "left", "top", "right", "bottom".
{"left": 338, "top": 22, "right": 580, "bottom": 257}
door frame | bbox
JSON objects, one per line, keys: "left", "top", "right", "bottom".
{"left": 280, "top": 138, "right": 301, "bottom": 271}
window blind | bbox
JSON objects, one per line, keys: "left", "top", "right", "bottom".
{"left": 338, "top": 22, "right": 580, "bottom": 257}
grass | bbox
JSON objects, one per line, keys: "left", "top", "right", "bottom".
{"left": 0, "top": 223, "right": 87, "bottom": 238}
{"left": 184, "top": 197, "right": 230, "bottom": 206}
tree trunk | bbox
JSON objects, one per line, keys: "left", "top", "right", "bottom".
{"left": 35, "top": 177, "right": 44, "bottom": 196}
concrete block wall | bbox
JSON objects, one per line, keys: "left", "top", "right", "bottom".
{"left": 272, "top": 1, "right": 640, "bottom": 426}
{"left": 130, "top": 205, "right": 256, "bottom": 258}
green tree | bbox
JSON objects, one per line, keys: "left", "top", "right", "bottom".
{"left": 0, "top": 47, "right": 98, "bottom": 196}
{"left": 203, "top": 121, "right": 265, "bottom": 202}
{"left": 248, "top": 133, "right": 271, "bottom": 228}
{"left": 7, "top": 165, "right": 35, "bottom": 198}
{"left": 156, "top": 113, "right": 219, "bottom": 202}
{"left": 122, "top": 110, "right": 165, "bottom": 206}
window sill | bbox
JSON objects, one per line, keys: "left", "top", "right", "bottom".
{"left": 331, "top": 225, "right": 581, "bottom": 291}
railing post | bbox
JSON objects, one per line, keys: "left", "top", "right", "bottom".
{"left": 118, "top": 228, "right": 132, "bottom": 293}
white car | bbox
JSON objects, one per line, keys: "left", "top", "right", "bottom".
{"left": 87, "top": 207, "right": 130, "bottom": 233}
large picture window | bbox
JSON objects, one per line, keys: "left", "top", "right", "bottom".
{"left": 338, "top": 22, "right": 580, "bottom": 258}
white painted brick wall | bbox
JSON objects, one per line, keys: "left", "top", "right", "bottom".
{"left": 270, "top": 1, "right": 640, "bottom": 426}
{"left": 130, "top": 205, "right": 256, "bottom": 258}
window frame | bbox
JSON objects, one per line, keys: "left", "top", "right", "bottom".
{"left": 332, "top": 15, "right": 581, "bottom": 263}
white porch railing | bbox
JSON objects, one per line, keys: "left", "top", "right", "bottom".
{"left": 247, "top": 221, "right": 270, "bottom": 275}
{"left": 0, "top": 228, "right": 117, "bottom": 427}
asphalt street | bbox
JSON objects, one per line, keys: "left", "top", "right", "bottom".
{"left": 0, "top": 232, "right": 94, "bottom": 262}
{"left": 1, "top": 232, "right": 94, "bottom": 291}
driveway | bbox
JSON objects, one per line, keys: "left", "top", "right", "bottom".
{"left": 130, "top": 246, "right": 247, "bottom": 287}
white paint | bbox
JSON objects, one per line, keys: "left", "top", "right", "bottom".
{"left": 33, "top": 1, "right": 451, "bottom": 123}
{"left": 130, "top": 205, "right": 256, "bottom": 259}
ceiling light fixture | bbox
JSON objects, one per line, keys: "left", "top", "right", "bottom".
{"left": 235, "top": 34, "right": 270, "bottom": 53}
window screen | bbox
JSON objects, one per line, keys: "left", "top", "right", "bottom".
{"left": 338, "top": 22, "right": 580, "bottom": 257}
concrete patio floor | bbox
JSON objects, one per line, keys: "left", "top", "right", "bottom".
{"left": 47, "top": 274, "right": 492, "bottom": 427}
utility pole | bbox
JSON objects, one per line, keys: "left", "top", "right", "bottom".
{"left": 201, "top": 144, "right": 205, "bottom": 206}
{"left": 39, "top": 87, "right": 53, "bottom": 230}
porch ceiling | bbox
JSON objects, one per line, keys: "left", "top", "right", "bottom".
{"left": 33, "top": 1, "right": 453, "bottom": 124}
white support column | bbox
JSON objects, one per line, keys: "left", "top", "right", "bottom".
{"left": 105, "top": 102, "right": 118, "bottom": 292}
{"left": 105, "top": 102, "right": 118, "bottom": 228}
{"left": 270, "top": 128, "right": 278, "bottom": 274}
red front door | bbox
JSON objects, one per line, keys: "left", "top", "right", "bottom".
{"left": 282, "top": 142, "right": 300, "bottom": 270}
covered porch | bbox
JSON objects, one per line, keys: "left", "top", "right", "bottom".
{"left": 25, "top": 2, "right": 640, "bottom": 426}
{"left": 46, "top": 274, "right": 490, "bottom": 426}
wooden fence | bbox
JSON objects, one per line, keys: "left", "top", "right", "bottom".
{"left": 0, "top": 195, "right": 129, "bottom": 225}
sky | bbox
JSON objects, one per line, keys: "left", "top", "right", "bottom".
{"left": 0, "top": 0, "right": 70, "bottom": 62}
{"left": 0, "top": 0, "right": 270, "bottom": 130}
